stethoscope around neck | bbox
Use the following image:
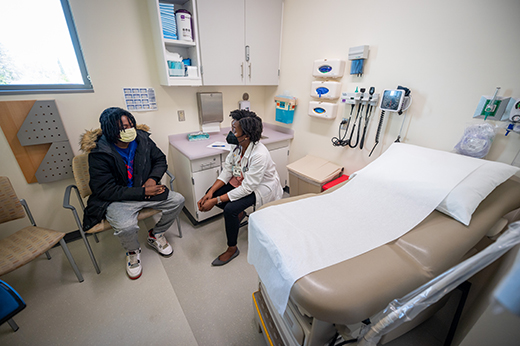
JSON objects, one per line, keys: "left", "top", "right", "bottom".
{"left": 232, "top": 142, "right": 255, "bottom": 173}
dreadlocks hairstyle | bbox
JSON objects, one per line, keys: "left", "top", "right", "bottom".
{"left": 99, "top": 107, "right": 136, "bottom": 144}
{"left": 230, "top": 109, "right": 263, "bottom": 143}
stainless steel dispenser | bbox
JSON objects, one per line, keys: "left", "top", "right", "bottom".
{"left": 197, "top": 92, "right": 223, "bottom": 129}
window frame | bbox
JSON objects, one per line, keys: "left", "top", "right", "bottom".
{"left": 0, "top": 0, "right": 93, "bottom": 95}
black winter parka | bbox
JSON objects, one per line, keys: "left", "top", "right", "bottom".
{"left": 83, "top": 130, "right": 167, "bottom": 231}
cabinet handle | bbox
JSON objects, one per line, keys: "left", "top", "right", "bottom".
{"left": 241, "top": 63, "right": 244, "bottom": 78}
{"left": 245, "top": 45, "right": 250, "bottom": 62}
{"left": 248, "top": 63, "right": 252, "bottom": 78}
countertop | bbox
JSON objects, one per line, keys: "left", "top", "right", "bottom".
{"left": 169, "top": 123, "right": 294, "bottom": 161}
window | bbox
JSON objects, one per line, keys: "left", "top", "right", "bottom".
{"left": 0, "top": 0, "right": 92, "bottom": 94}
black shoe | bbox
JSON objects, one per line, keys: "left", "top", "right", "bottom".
{"left": 211, "top": 248, "right": 240, "bottom": 266}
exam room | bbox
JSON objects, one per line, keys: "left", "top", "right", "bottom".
{"left": 1, "top": 0, "right": 520, "bottom": 345}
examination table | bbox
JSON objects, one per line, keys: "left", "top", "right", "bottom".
{"left": 251, "top": 171, "right": 520, "bottom": 346}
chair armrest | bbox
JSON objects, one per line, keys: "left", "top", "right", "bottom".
{"left": 19, "top": 199, "right": 36, "bottom": 227}
{"left": 63, "top": 184, "right": 83, "bottom": 210}
{"left": 63, "top": 184, "right": 85, "bottom": 231}
{"left": 165, "top": 170, "right": 176, "bottom": 191}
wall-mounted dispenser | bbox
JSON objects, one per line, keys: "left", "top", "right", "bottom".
{"left": 308, "top": 101, "right": 338, "bottom": 120}
{"left": 348, "top": 45, "right": 369, "bottom": 76}
{"left": 197, "top": 92, "right": 223, "bottom": 133}
{"left": 473, "top": 87, "right": 511, "bottom": 121}
{"left": 312, "top": 59, "right": 346, "bottom": 78}
{"left": 310, "top": 81, "right": 342, "bottom": 100}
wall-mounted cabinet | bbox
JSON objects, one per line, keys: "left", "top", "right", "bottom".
{"left": 148, "top": 0, "right": 203, "bottom": 86}
{"left": 196, "top": 0, "right": 283, "bottom": 86}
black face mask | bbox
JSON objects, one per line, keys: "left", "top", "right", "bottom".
{"left": 226, "top": 131, "right": 244, "bottom": 145}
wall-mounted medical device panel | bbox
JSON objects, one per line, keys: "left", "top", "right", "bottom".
{"left": 379, "top": 89, "right": 406, "bottom": 112}
{"left": 308, "top": 101, "right": 338, "bottom": 119}
{"left": 311, "top": 81, "right": 342, "bottom": 100}
{"left": 312, "top": 59, "right": 346, "bottom": 78}
{"left": 506, "top": 98, "right": 520, "bottom": 123}
{"left": 341, "top": 92, "right": 379, "bottom": 106}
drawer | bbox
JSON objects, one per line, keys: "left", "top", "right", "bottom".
{"left": 191, "top": 154, "right": 221, "bottom": 173}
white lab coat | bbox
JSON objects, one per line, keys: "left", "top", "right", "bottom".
{"left": 218, "top": 142, "right": 283, "bottom": 209}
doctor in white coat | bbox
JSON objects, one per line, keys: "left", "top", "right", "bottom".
{"left": 198, "top": 109, "right": 283, "bottom": 266}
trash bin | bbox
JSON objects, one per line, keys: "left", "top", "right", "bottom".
{"left": 286, "top": 155, "right": 343, "bottom": 196}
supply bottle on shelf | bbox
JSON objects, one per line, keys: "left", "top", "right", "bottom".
{"left": 175, "top": 9, "right": 193, "bottom": 42}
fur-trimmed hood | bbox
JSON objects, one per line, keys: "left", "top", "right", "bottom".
{"left": 79, "top": 124, "right": 150, "bottom": 153}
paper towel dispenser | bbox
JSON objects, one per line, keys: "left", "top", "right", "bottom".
{"left": 197, "top": 92, "right": 223, "bottom": 124}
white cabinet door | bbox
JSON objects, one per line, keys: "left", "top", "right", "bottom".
{"left": 196, "top": 0, "right": 244, "bottom": 85}
{"left": 268, "top": 145, "right": 289, "bottom": 188}
{"left": 192, "top": 167, "right": 222, "bottom": 221}
{"left": 245, "top": 0, "right": 283, "bottom": 85}
{"left": 197, "top": 0, "right": 282, "bottom": 86}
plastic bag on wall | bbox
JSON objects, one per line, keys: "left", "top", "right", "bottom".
{"left": 454, "top": 123, "right": 496, "bottom": 158}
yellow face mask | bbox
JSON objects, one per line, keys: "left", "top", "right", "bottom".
{"left": 119, "top": 127, "right": 137, "bottom": 143}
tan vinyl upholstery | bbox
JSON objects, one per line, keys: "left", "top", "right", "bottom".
{"left": 261, "top": 178, "right": 520, "bottom": 325}
{"left": 0, "top": 176, "right": 83, "bottom": 282}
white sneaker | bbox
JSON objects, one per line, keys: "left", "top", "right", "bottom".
{"left": 126, "top": 248, "right": 142, "bottom": 280}
{"left": 147, "top": 230, "right": 173, "bottom": 257}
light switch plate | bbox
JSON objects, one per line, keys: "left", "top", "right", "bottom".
{"left": 178, "top": 110, "right": 185, "bottom": 121}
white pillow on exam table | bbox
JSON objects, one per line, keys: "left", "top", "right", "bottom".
{"left": 436, "top": 161, "right": 519, "bottom": 226}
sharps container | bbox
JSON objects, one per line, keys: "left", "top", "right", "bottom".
{"left": 176, "top": 9, "right": 193, "bottom": 42}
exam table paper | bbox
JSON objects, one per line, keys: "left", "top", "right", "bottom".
{"left": 248, "top": 143, "right": 486, "bottom": 315}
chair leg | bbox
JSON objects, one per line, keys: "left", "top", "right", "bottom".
{"left": 80, "top": 232, "right": 101, "bottom": 274}
{"left": 7, "top": 318, "right": 19, "bottom": 332}
{"left": 58, "top": 239, "right": 84, "bottom": 283}
{"left": 176, "top": 216, "right": 182, "bottom": 238}
{"left": 45, "top": 251, "right": 52, "bottom": 260}
{"left": 93, "top": 233, "right": 100, "bottom": 243}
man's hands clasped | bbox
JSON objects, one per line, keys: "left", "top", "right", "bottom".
{"left": 143, "top": 178, "right": 166, "bottom": 199}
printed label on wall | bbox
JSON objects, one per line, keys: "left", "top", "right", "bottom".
{"left": 123, "top": 88, "right": 158, "bottom": 111}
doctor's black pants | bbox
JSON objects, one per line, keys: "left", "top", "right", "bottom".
{"left": 212, "top": 183, "right": 256, "bottom": 247}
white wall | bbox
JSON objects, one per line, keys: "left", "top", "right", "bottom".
{"left": 1, "top": 0, "right": 519, "bottom": 234}
{"left": 0, "top": 0, "right": 267, "bottom": 235}
{"left": 269, "top": 0, "right": 520, "bottom": 175}
{"left": 1, "top": 0, "right": 519, "bottom": 342}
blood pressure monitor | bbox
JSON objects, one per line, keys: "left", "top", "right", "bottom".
{"left": 379, "top": 89, "right": 406, "bottom": 112}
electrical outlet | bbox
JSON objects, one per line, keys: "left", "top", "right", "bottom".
{"left": 177, "top": 110, "right": 185, "bottom": 122}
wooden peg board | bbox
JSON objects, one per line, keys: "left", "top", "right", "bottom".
{"left": 0, "top": 101, "right": 52, "bottom": 184}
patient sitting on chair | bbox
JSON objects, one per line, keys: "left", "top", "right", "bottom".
{"left": 83, "top": 107, "right": 185, "bottom": 280}
{"left": 197, "top": 110, "right": 283, "bottom": 266}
